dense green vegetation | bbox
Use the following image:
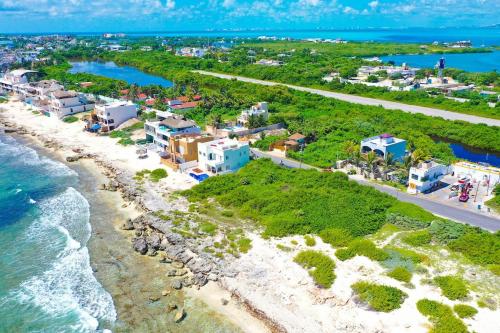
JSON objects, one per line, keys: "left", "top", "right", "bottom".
{"left": 453, "top": 304, "right": 478, "bottom": 319}
{"left": 294, "top": 250, "right": 336, "bottom": 288}
{"left": 433, "top": 276, "right": 469, "bottom": 300}
{"left": 184, "top": 159, "right": 399, "bottom": 237}
{"left": 387, "top": 266, "right": 412, "bottom": 283}
{"left": 352, "top": 281, "right": 407, "bottom": 312}
{"left": 417, "top": 299, "right": 468, "bottom": 333}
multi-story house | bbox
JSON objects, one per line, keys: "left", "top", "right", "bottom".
{"left": 197, "top": 138, "right": 250, "bottom": 174}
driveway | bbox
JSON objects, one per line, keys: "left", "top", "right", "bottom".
{"left": 194, "top": 70, "right": 500, "bottom": 127}
{"left": 251, "top": 149, "right": 500, "bottom": 232}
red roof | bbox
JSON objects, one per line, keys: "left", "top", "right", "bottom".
{"left": 137, "top": 93, "right": 148, "bottom": 100}
{"left": 178, "top": 96, "right": 189, "bottom": 102}
{"left": 120, "top": 89, "right": 129, "bottom": 95}
{"left": 171, "top": 101, "right": 199, "bottom": 110}
{"left": 145, "top": 98, "right": 156, "bottom": 106}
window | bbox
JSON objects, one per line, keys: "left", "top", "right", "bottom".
{"left": 108, "top": 119, "right": 114, "bottom": 124}
{"left": 411, "top": 174, "right": 419, "bottom": 180}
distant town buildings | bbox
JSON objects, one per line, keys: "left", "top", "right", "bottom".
{"left": 255, "top": 59, "right": 283, "bottom": 66}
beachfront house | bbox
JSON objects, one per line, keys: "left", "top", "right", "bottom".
{"left": 361, "top": 134, "right": 407, "bottom": 162}
{"left": 161, "top": 134, "right": 214, "bottom": 171}
{"left": 95, "top": 101, "right": 137, "bottom": 131}
{"left": 46, "top": 90, "right": 95, "bottom": 118}
{"left": 407, "top": 161, "right": 449, "bottom": 194}
{"left": 0, "top": 69, "right": 38, "bottom": 95}
{"left": 237, "top": 102, "right": 269, "bottom": 126}
{"left": 145, "top": 115, "right": 201, "bottom": 151}
{"left": 197, "top": 138, "right": 250, "bottom": 174}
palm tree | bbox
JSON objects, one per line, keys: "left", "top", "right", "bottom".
{"left": 411, "top": 148, "right": 430, "bottom": 167}
{"left": 342, "top": 141, "right": 358, "bottom": 161}
{"left": 363, "top": 151, "right": 377, "bottom": 179}
{"left": 352, "top": 150, "right": 362, "bottom": 173}
{"left": 381, "top": 153, "right": 395, "bottom": 179}
{"left": 128, "top": 84, "right": 139, "bottom": 101}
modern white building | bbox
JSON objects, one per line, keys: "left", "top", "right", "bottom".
{"left": 197, "top": 138, "right": 250, "bottom": 174}
{"left": 95, "top": 101, "right": 137, "bottom": 131}
{"left": 361, "top": 134, "right": 407, "bottom": 162}
{"left": 407, "top": 161, "right": 449, "bottom": 194}
{"left": 145, "top": 115, "right": 201, "bottom": 151}
{"left": 46, "top": 90, "right": 95, "bottom": 118}
{"left": 237, "top": 102, "right": 269, "bottom": 126}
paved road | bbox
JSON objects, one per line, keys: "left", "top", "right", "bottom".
{"left": 251, "top": 149, "right": 500, "bottom": 232}
{"left": 194, "top": 70, "right": 500, "bottom": 127}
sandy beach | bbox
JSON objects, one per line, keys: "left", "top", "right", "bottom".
{"left": 2, "top": 98, "right": 499, "bottom": 333}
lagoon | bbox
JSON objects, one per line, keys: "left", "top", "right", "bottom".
{"left": 381, "top": 51, "right": 500, "bottom": 72}
{"left": 69, "top": 61, "right": 173, "bottom": 87}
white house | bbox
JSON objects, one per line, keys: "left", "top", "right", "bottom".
{"left": 95, "top": 101, "right": 137, "bottom": 131}
{"left": 47, "top": 90, "right": 95, "bottom": 118}
{"left": 237, "top": 102, "right": 269, "bottom": 126}
{"left": 408, "top": 161, "right": 449, "bottom": 194}
{"left": 197, "top": 138, "right": 250, "bottom": 174}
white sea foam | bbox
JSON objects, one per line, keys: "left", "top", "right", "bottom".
{"left": 0, "top": 134, "right": 77, "bottom": 178}
{"left": 11, "top": 188, "right": 117, "bottom": 332}
{"left": 29, "top": 198, "right": 36, "bottom": 204}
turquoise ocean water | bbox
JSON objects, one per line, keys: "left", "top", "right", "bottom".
{"left": 0, "top": 133, "right": 115, "bottom": 332}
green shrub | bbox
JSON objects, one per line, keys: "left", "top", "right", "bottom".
{"left": 150, "top": 168, "right": 168, "bottom": 182}
{"left": 388, "top": 267, "right": 412, "bottom": 283}
{"left": 118, "top": 137, "right": 135, "bottom": 145}
{"left": 62, "top": 115, "right": 79, "bottom": 123}
{"left": 294, "top": 250, "right": 336, "bottom": 288}
{"left": 304, "top": 235, "right": 316, "bottom": 247}
{"left": 336, "top": 239, "right": 389, "bottom": 261}
{"left": 417, "top": 299, "right": 468, "bottom": 333}
{"left": 277, "top": 244, "right": 292, "bottom": 252}
{"left": 237, "top": 238, "right": 252, "bottom": 253}
{"left": 221, "top": 210, "right": 234, "bottom": 217}
{"left": 386, "top": 202, "right": 435, "bottom": 229}
{"left": 402, "top": 230, "right": 432, "bottom": 246}
{"left": 433, "top": 276, "right": 469, "bottom": 300}
{"left": 199, "top": 222, "right": 217, "bottom": 235}
{"left": 352, "top": 281, "right": 407, "bottom": 312}
{"left": 319, "top": 228, "right": 353, "bottom": 247}
{"left": 488, "top": 264, "right": 500, "bottom": 276}
{"left": 453, "top": 304, "right": 477, "bottom": 318}
{"left": 429, "top": 220, "right": 468, "bottom": 244}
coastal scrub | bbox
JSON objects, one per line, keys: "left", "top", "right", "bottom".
{"left": 294, "top": 250, "right": 336, "bottom": 288}
{"left": 417, "top": 299, "right": 468, "bottom": 333}
{"left": 352, "top": 282, "right": 407, "bottom": 312}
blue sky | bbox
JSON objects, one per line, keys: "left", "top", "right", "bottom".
{"left": 0, "top": 0, "right": 498, "bottom": 33}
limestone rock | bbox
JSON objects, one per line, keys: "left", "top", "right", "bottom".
{"left": 132, "top": 237, "right": 148, "bottom": 255}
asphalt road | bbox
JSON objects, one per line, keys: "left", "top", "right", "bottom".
{"left": 251, "top": 149, "right": 500, "bottom": 232}
{"left": 194, "top": 70, "right": 500, "bottom": 127}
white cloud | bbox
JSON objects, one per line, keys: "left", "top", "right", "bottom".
{"left": 368, "top": 1, "right": 379, "bottom": 10}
